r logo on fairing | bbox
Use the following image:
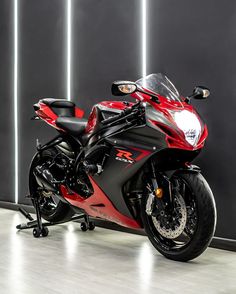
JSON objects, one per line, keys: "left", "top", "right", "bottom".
{"left": 115, "top": 149, "right": 134, "bottom": 164}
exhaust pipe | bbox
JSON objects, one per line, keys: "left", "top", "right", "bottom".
{"left": 33, "top": 165, "right": 58, "bottom": 193}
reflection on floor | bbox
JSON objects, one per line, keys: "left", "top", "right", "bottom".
{"left": 0, "top": 208, "right": 235, "bottom": 294}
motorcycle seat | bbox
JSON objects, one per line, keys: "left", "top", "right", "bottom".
{"left": 56, "top": 117, "right": 88, "bottom": 136}
{"left": 40, "top": 98, "right": 75, "bottom": 117}
{"left": 41, "top": 98, "right": 75, "bottom": 108}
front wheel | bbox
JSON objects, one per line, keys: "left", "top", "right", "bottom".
{"left": 141, "top": 172, "right": 217, "bottom": 262}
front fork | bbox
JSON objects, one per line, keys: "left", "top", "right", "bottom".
{"left": 145, "top": 160, "right": 173, "bottom": 216}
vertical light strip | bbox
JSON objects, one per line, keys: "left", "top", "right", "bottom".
{"left": 14, "top": 0, "right": 19, "bottom": 204}
{"left": 67, "top": 0, "right": 72, "bottom": 101}
{"left": 142, "top": 0, "right": 147, "bottom": 78}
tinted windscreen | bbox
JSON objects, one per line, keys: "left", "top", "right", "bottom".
{"left": 136, "top": 73, "right": 182, "bottom": 102}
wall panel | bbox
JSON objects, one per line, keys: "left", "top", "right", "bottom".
{"left": 73, "top": 0, "right": 141, "bottom": 115}
{"left": 0, "top": 0, "right": 235, "bottom": 241}
{"left": 149, "top": 0, "right": 236, "bottom": 239}
{"left": 18, "top": 0, "right": 66, "bottom": 204}
{"left": 0, "top": 1, "right": 14, "bottom": 202}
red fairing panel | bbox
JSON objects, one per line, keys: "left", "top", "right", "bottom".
{"left": 149, "top": 119, "right": 208, "bottom": 151}
{"left": 35, "top": 102, "right": 84, "bottom": 130}
{"left": 99, "top": 101, "right": 134, "bottom": 110}
{"left": 85, "top": 107, "right": 97, "bottom": 134}
{"left": 166, "top": 124, "right": 208, "bottom": 150}
{"left": 35, "top": 103, "right": 61, "bottom": 130}
{"left": 60, "top": 177, "right": 141, "bottom": 229}
{"left": 75, "top": 107, "right": 84, "bottom": 118}
{"left": 131, "top": 92, "right": 208, "bottom": 151}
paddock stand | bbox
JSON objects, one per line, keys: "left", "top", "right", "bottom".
{"left": 16, "top": 195, "right": 95, "bottom": 238}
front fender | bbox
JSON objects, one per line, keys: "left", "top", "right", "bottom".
{"left": 180, "top": 164, "right": 201, "bottom": 173}
{"left": 163, "top": 164, "right": 201, "bottom": 179}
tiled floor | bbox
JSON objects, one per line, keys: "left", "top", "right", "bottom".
{"left": 0, "top": 208, "right": 235, "bottom": 294}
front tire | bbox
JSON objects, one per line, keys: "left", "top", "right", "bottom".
{"left": 141, "top": 172, "right": 217, "bottom": 262}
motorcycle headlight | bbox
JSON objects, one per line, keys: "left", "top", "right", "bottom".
{"left": 172, "top": 110, "right": 202, "bottom": 146}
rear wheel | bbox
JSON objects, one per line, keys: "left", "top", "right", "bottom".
{"left": 29, "top": 148, "right": 74, "bottom": 223}
{"left": 141, "top": 172, "right": 216, "bottom": 262}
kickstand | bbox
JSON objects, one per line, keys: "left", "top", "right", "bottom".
{"left": 16, "top": 195, "right": 88, "bottom": 238}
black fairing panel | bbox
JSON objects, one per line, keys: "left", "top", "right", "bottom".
{"left": 91, "top": 124, "right": 167, "bottom": 218}
{"left": 91, "top": 145, "right": 153, "bottom": 218}
{"left": 153, "top": 148, "right": 201, "bottom": 170}
{"left": 91, "top": 123, "right": 201, "bottom": 218}
{"left": 106, "top": 124, "right": 168, "bottom": 151}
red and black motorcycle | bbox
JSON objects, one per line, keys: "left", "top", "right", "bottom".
{"left": 29, "top": 73, "right": 216, "bottom": 261}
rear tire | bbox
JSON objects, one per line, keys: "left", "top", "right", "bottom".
{"left": 141, "top": 172, "right": 217, "bottom": 262}
{"left": 29, "top": 148, "right": 74, "bottom": 223}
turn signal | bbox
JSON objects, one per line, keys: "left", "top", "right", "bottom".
{"left": 155, "top": 188, "right": 163, "bottom": 198}
{"left": 118, "top": 84, "right": 137, "bottom": 94}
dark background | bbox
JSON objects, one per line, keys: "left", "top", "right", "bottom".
{"left": 0, "top": 0, "right": 235, "bottom": 240}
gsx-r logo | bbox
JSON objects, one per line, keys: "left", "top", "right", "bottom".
{"left": 115, "top": 149, "right": 134, "bottom": 164}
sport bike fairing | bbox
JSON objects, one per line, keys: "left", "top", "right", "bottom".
{"left": 132, "top": 73, "right": 207, "bottom": 150}
{"left": 60, "top": 177, "right": 140, "bottom": 229}
{"left": 33, "top": 73, "right": 208, "bottom": 229}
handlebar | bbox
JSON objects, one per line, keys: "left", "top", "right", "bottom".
{"left": 101, "top": 107, "right": 132, "bottom": 125}
{"left": 101, "top": 101, "right": 141, "bottom": 125}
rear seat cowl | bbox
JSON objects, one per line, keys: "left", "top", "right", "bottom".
{"left": 40, "top": 98, "right": 75, "bottom": 107}
{"left": 40, "top": 98, "right": 75, "bottom": 117}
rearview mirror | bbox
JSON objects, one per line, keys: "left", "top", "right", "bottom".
{"left": 111, "top": 81, "right": 137, "bottom": 96}
{"left": 193, "top": 86, "right": 210, "bottom": 99}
